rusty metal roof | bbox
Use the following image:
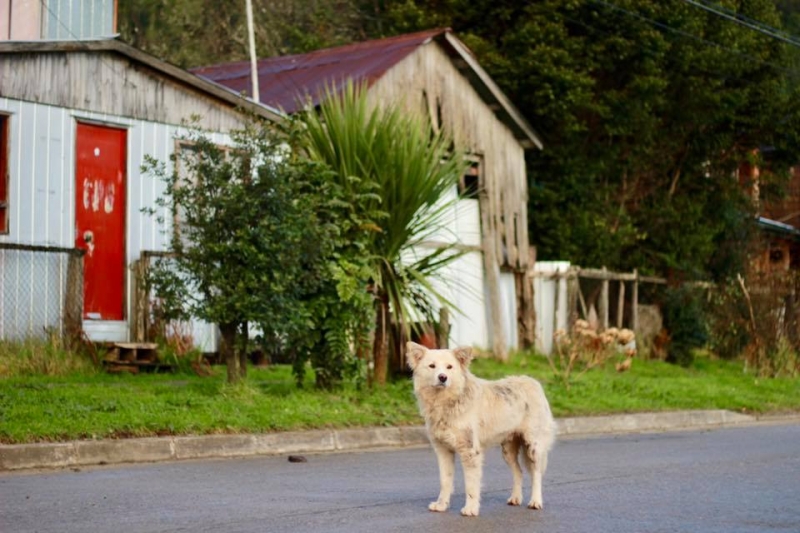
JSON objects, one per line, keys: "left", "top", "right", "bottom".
{"left": 192, "top": 28, "right": 542, "bottom": 149}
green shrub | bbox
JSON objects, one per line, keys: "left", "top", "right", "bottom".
{"left": 661, "top": 285, "right": 709, "bottom": 367}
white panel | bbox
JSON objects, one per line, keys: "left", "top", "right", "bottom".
{"left": 16, "top": 102, "right": 35, "bottom": 243}
{"left": 47, "top": 107, "right": 67, "bottom": 246}
{"left": 499, "top": 271, "right": 518, "bottom": 350}
{"left": 33, "top": 103, "right": 52, "bottom": 244}
{"left": 533, "top": 261, "right": 570, "bottom": 355}
{"left": 454, "top": 198, "right": 481, "bottom": 247}
{"left": 446, "top": 251, "right": 488, "bottom": 349}
{"left": 127, "top": 120, "right": 145, "bottom": 257}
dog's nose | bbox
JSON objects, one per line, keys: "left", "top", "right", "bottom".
{"left": 438, "top": 373, "right": 448, "bottom": 383}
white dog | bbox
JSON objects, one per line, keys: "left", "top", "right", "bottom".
{"left": 406, "top": 341, "right": 556, "bottom": 517}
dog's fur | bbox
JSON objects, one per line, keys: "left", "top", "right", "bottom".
{"left": 407, "top": 341, "right": 556, "bottom": 517}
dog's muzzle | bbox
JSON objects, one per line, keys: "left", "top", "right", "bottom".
{"left": 437, "top": 373, "right": 448, "bottom": 384}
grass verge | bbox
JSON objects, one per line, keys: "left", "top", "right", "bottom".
{"left": 1, "top": 353, "right": 798, "bottom": 444}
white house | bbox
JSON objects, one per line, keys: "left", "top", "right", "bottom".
{"left": 0, "top": 38, "right": 282, "bottom": 348}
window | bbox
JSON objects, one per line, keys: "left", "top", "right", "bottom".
{"left": 41, "top": 0, "right": 116, "bottom": 39}
{"left": 458, "top": 159, "right": 480, "bottom": 200}
{"left": 0, "top": 115, "right": 8, "bottom": 234}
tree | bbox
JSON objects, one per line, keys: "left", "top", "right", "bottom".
{"left": 143, "top": 121, "right": 376, "bottom": 386}
{"left": 378, "top": 0, "right": 800, "bottom": 280}
{"left": 118, "top": 0, "right": 383, "bottom": 68}
{"left": 295, "top": 82, "right": 468, "bottom": 385}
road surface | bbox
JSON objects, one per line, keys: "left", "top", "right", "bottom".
{"left": 2, "top": 422, "right": 799, "bottom": 532}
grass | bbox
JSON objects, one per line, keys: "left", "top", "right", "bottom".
{"left": 1, "top": 351, "right": 799, "bottom": 444}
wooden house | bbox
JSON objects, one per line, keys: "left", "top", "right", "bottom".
{"left": 739, "top": 156, "right": 800, "bottom": 273}
{"left": 0, "top": 38, "right": 281, "bottom": 346}
{"left": 194, "top": 29, "right": 543, "bottom": 358}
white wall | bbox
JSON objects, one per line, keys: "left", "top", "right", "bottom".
{"left": 533, "top": 261, "right": 570, "bottom": 355}
{"left": 410, "top": 183, "right": 526, "bottom": 352}
{"left": 0, "top": 97, "right": 223, "bottom": 349}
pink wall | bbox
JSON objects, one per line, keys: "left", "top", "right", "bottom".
{"left": 1, "top": 0, "right": 43, "bottom": 40}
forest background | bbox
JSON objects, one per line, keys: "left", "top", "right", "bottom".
{"left": 119, "top": 0, "right": 800, "bottom": 282}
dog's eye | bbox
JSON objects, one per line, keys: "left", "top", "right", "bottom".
{"left": 446, "top": 364, "right": 453, "bottom": 369}
{"left": 428, "top": 363, "right": 435, "bottom": 369}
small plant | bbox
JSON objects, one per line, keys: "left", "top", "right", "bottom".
{"left": 548, "top": 319, "right": 637, "bottom": 388}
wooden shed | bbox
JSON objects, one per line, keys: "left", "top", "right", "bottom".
{"left": 194, "top": 29, "right": 543, "bottom": 357}
{"left": 0, "top": 39, "right": 281, "bottom": 346}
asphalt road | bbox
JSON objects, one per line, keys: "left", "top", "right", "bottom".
{"left": 2, "top": 423, "right": 799, "bottom": 533}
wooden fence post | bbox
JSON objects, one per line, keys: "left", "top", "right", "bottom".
{"left": 600, "top": 266, "right": 609, "bottom": 330}
{"left": 132, "top": 255, "right": 150, "bottom": 343}
{"left": 63, "top": 250, "right": 84, "bottom": 344}
{"left": 516, "top": 247, "right": 537, "bottom": 350}
{"left": 478, "top": 189, "right": 507, "bottom": 361}
{"left": 617, "top": 279, "right": 625, "bottom": 328}
{"left": 632, "top": 268, "right": 639, "bottom": 335}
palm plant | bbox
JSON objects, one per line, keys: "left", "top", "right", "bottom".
{"left": 296, "top": 81, "right": 468, "bottom": 385}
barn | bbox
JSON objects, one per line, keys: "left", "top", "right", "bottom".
{"left": 194, "top": 29, "right": 543, "bottom": 358}
{"left": 0, "top": 38, "right": 282, "bottom": 348}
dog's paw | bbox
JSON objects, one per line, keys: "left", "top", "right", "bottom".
{"left": 527, "top": 500, "right": 543, "bottom": 510}
{"left": 507, "top": 495, "right": 522, "bottom": 506}
{"left": 428, "top": 501, "right": 449, "bottom": 512}
{"left": 460, "top": 504, "right": 480, "bottom": 517}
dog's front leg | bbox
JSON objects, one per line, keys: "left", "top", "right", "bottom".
{"left": 428, "top": 442, "right": 455, "bottom": 512}
{"left": 459, "top": 448, "right": 483, "bottom": 517}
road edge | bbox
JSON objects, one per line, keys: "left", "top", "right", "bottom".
{"left": 1, "top": 410, "right": 793, "bottom": 472}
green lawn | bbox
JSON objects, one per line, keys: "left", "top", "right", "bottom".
{"left": 1, "top": 353, "right": 798, "bottom": 444}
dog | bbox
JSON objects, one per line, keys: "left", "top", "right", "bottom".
{"left": 406, "top": 341, "right": 556, "bottom": 517}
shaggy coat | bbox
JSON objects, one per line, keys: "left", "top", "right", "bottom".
{"left": 407, "top": 341, "right": 556, "bottom": 517}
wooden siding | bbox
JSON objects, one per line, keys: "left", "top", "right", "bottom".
{"left": 762, "top": 166, "right": 800, "bottom": 227}
{"left": 0, "top": 51, "right": 247, "bottom": 132}
{"left": 368, "top": 41, "right": 531, "bottom": 271}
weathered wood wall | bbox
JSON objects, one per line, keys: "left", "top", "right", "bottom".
{"left": 0, "top": 51, "right": 247, "bottom": 132}
{"left": 368, "top": 41, "right": 531, "bottom": 271}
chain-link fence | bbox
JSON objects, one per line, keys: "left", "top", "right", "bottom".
{"left": 0, "top": 243, "right": 84, "bottom": 341}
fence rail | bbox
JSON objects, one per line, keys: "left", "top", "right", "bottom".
{"left": 0, "top": 242, "right": 84, "bottom": 341}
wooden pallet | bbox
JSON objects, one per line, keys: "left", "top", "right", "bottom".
{"left": 103, "top": 342, "right": 174, "bottom": 373}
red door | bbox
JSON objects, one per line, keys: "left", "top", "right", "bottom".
{"left": 75, "top": 123, "right": 127, "bottom": 320}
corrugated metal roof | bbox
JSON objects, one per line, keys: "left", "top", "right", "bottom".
{"left": 192, "top": 29, "right": 542, "bottom": 149}
{"left": 192, "top": 28, "right": 443, "bottom": 114}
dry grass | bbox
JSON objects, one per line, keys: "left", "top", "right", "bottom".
{"left": 0, "top": 332, "right": 97, "bottom": 377}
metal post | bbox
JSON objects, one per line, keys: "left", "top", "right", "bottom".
{"left": 245, "top": 0, "right": 260, "bottom": 103}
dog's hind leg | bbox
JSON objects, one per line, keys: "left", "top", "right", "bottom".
{"left": 429, "top": 442, "right": 455, "bottom": 512}
{"left": 501, "top": 435, "right": 524, "bottom": 506}
{"left": 522, "top": 436, "right": 547, "bottom": 510}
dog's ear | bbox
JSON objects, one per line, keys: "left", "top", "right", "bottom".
{"left": 453, "top": 346, "right": 473, "bottom": 368}
{"left": 406, "top": 342, "right": 427, "bottom": 370}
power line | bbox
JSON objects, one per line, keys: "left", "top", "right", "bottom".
{"left": 561, "top": 12, "right": 766, "bottom": 87}
{"left": 681, "top": 0, "right": 800, "bottom": 48}
{"left": 587, "top": 0, "right": 798, "bottom": 77}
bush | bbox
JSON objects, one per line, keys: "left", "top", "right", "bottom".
{"left": 661, "top": 285, "right": 709, "bottom": 367}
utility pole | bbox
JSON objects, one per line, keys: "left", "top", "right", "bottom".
{"left": 245, "top": 0, "right": 260, "bottom": 103}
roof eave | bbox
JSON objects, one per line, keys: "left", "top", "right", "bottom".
{"left": 757, "top": 216, "right": 800, "bottom": 240}
{"left": 0, "top": 39, "right": 285, "bottom": 123}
